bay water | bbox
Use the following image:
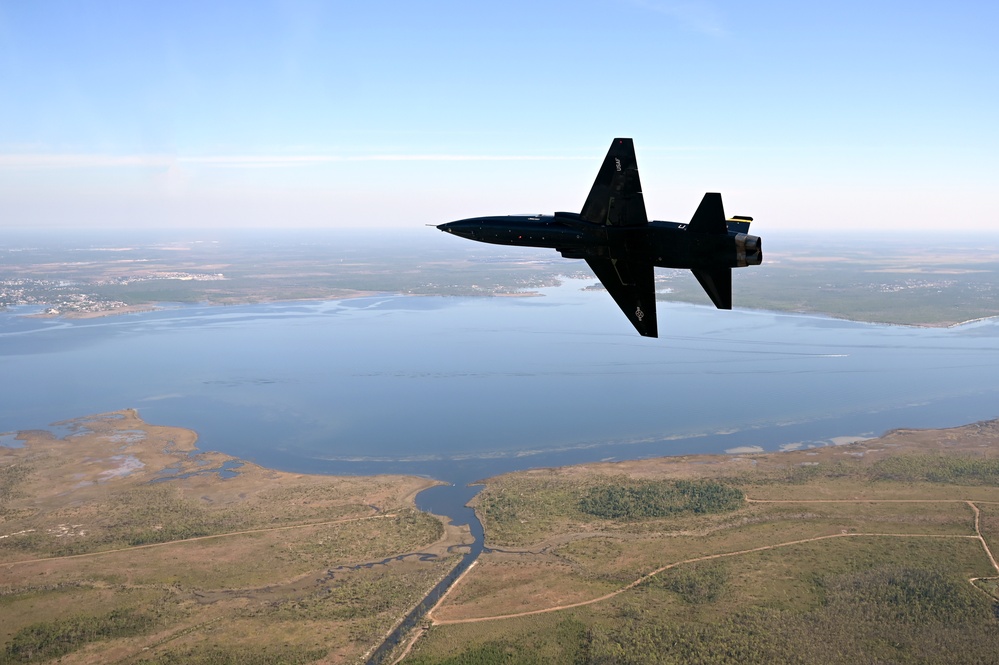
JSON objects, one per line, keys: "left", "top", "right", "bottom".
{"left": 3, "top": 279, "right": 999, "bottom": 521}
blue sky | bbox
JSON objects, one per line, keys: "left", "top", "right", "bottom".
{"left": 1, "top": 1, "right": 997, "bottom": 230}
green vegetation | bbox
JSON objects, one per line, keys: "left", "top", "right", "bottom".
{"left": 475, "top": 476, "right": 584, "bottom": 546}
{"left": 412, "top": 564, "right": 998, "bottom": 665}
{"left": 407, "top": 619, "right": 590, "bottom": 665}
{"left": 650, "top": 563, "right": 729, "bottom": 605}
{"left": 475, "top": 476, "right": 746, "bottom": 546}
{"left": 736, "top": 452, "right": 999, "bottom": 488}
{"left": 818, "top": 566, "right": 987, "bottom": 624}
{"left": 581, "top": 565, "right": 997, "bottom": 665}
{"left": 266, "top": 555, "right": 457, "bottom": 622}
{"left": 1, "top": 609, "right": 154, "bottom": 664}
{"left": 579, "top": 480, "right": 744, "bottom": 520}
{"left": 868, "top": 454, "right": 999, "bottom": 484}
{"left": 109, "top": 485, "right": 251, "bottom": 547}
{"left": 143, "top": 646, "right": 328, "bottom": 665}
{"left": 0, "top": 483, "right": 255, "bottom": 558}
{"left": 0, "top": 463, "right": 29, "bottom": 505}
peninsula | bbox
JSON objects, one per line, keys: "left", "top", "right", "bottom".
{"left": 0, "top": 410, "right": 470, "bottom": 664}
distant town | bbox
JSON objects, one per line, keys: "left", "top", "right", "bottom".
{"left": 1, "top": 273, "right": 225, "bottom": 315}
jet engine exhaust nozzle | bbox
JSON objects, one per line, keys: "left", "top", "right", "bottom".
{"left": 735, "top": 233, "right": 762, "bottom": 267}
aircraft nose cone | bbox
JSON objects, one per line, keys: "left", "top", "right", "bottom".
{"left": 437, "top": 219, "right": 478, "bottom": 239}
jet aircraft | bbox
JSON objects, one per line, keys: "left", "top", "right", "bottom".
{"left": 437, "top": 138, "right": 762, "bottom": 337}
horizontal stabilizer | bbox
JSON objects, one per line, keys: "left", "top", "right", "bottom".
{"left": 726, "top": 216, "right": 753, "bottom": 234}
{"left": 586, "top": 257, "right": 658, "bottom": 337}
{"left": 691, "top": 267, "right": 732, "bottom": 310}
{"left": 688, "top": 193, "right": 727, "bottom": 235}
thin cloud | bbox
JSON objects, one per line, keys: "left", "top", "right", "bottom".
{"left": 626, "top": 0, "right": 728, "bottom": 37}
{"left": 0, "top": 154, "right": 176, "bottom": 169}
{"left": 0, "top": 153, "right": 591, "bottom": 169}
{"left": 184, "top": 155, "right": 590, "bottom": 167}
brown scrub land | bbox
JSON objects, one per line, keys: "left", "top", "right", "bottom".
{"left": 5, "top": 413, "right": 999, "bottom": 664}
{"left": 0, "top": 410, "right": 470, "bottom": 664}
{"left": 404, "top": 422, "right": 999, "bottom": 665}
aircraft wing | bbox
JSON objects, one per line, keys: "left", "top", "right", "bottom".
{"left": 580, "top": 138, "right": 648, "bottom": 227}
{"left": 586, "top": 257, "right": 658, "bottom": 337}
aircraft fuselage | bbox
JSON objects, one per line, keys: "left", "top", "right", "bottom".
{"left": 438, "top": 213, "right": 762, "bottom": 270}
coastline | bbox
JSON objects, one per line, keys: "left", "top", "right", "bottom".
{"left": 0, "top": 409, "right": 464, "bottom": 663}
{"left": 8, "top": 289, "right": 998, "bottom": 329}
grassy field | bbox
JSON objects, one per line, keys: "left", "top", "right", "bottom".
{"left": 404, "top": 421, "right": 999, "bottom": 664}
{"left": 0, "top": 410, "right": 467, "bottom": 664}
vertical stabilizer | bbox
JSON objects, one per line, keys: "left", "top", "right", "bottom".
{"left": 687, "top": 193, "right": 727, "bottom": 235}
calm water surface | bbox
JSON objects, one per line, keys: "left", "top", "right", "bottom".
{"left": 3, "top": 279, "right": 999, "bottom": 494}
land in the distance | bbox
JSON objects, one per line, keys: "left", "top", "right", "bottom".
{"left": 0, "top": 410, "right": 470, "bottom": 664}
{"left": 4, "top": 229, "right": 999, "bottom": 326}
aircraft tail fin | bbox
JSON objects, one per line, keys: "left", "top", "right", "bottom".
{"left": 691, "top": 267, "right": 732, "bottom": 310}
{"left": 687, "top": 193, "right": 728, "bottom": 235}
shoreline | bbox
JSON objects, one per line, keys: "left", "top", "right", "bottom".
{"left": 0, "top": 276, "right": 999, "bottom": 329}
{"left": 6, "top": 289, "right": 997, "bottom": 329}
{"left": 3, "top": 407, "right": 445, "bottom": 509}
{"left": 10, "top": 409, "right": 999, "bottom": 485}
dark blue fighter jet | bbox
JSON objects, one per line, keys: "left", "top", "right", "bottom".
{"left": 437, "top": 138, "right": 762, "bottom": 337}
